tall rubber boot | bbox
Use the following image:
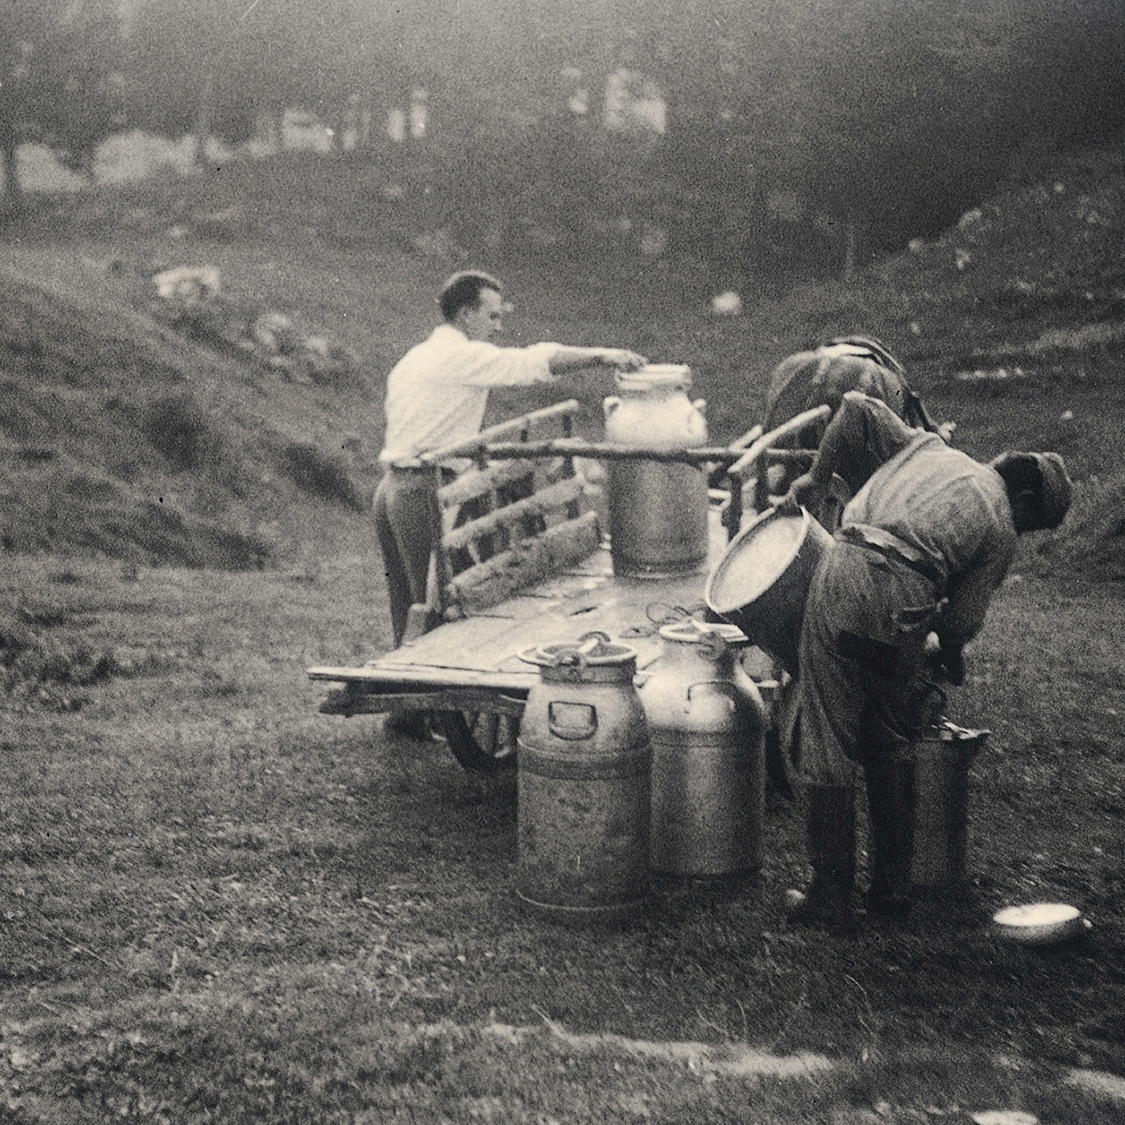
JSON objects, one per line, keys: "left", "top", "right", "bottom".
{"left": 864, "top": 757, "right": 916, "bottom": 921}
{"left": 786, "top": 784, "right": 858, "bottom": 933}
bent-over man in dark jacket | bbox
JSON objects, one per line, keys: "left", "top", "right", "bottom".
{"left": 781, "top": 391, "right": 1072, "bottom": 931}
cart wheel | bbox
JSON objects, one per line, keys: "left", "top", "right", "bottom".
{"left": 436, "top": 710, "right": 520, "bottom": 774}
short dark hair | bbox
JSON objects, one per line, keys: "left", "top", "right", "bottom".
{"left": 991, "top": 451, "right": 1041, "bottom": 499}
{"left": 438, "top": 270, "right": 502, "bottom": 322}
{"left": 828, "top": 334, "right": 906, "bottom": 379}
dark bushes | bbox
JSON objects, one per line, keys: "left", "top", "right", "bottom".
{"left": 279, "top": 442, "right": 366, "bottom": 510}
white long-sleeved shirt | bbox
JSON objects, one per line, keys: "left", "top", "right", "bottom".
{"left": 379, "top": 324, "right": 560, "bottom": 465}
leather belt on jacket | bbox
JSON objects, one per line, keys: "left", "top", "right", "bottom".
{"left": 837, "top": 524, "right": 945, "bottom": 589}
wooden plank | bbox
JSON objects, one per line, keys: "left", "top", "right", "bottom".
{"left": 421, "top": 400, "right": 583, "bottom": 464}
{"left": 728, "top": 404, "right": 832, "bottom": 479}
{"left": 308, "top": 664, "right": 537, "bottom": 693}
{"left": 482, "top": 439, "right": 745, "bottom": 464}
{"left": 448, "top": 512, "right": 601, "bottom": 613}
{"left": 437, "top": 457, "right": 548, "bottom": 508}
{"left": 442, "top": 476, "right": 586, "bottom": 551}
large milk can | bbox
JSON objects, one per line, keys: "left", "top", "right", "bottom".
{"left": 911, "top": 720, "right": 989, "bottom": 888}
{"left": 639, "top": 620, "right": 767, "bottom": 880}
{"left": 516, "top": 633, "right": 652, "bottom": 924}
{"left": 603, "top": 364, "right": 709, "bottom": 578}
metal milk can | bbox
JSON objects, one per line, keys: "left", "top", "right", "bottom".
{"left": 516, "top": 632, "right": 652, "bottom": 924}
{"left": 603, "top": 364, "right": 709, "bottom": 578}
{"left": 911, "top": 720, "right": 989, "bottom": 888}
{"left": 638, "top": 620, "right": 767, "bottom": 879}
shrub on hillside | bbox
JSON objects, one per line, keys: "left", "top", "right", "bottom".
{"left": 279, "top": 442, "right": 366, "bottom": 510}
{"left": 142, "top": 394, "right": 245, "bottom": 496}
{"left": 143, "top": 393, "right": 221, "bottom": 472}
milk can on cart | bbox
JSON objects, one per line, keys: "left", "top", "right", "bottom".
{"left": 603, "top": 364, "right": 710, "bottom": 578}
{"left": 516, "top": 633, "right": 652, "bottom": 924}
{"left": 638, "top": 620, "right": 767, "bottom": 881}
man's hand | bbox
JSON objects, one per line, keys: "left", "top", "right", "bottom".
{"left": 600, "top": 349, "right": 647, "bottom": 371}
{"left": 926, "top": 633, "right": 965, "bottom": 685}
{"left": 939, "top": 642, "right": 965, "bottom": 686}
{"left": 776, "top": 472, "right": 822, "bottom": 515}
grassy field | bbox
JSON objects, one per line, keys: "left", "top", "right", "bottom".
{"left": 2, "top": 147, "right": 1124, "bottom": 1123}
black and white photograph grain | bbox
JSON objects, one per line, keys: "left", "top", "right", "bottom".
{"left": 2, "top": 1, "right": 1124, "bottom": 1121}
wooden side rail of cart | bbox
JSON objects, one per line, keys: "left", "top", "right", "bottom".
{"left": 404, "top": 399, "right": 783, "bottom": 636}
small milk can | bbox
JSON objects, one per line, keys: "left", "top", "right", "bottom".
{"left": 638, "top": 620, "right": 767, "bottom": 880}
{"left": 603, "top": 364, "right": 709, "bottom": 578}
{"left": 516, "top": 632, "right": 652, "bottom": 924}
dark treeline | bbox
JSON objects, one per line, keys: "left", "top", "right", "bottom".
{"left": 3, "top": 0, "right": 1123, "bottom": 280}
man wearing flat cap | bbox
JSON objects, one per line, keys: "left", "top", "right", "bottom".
{"left": 779, "top": 390, "right": 1072, "bottom": 932}
{"left": 375, "top": 269, "right": 646, "bottom": 738}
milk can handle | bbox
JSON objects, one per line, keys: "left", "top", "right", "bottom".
{"left": 548, "top": 701, "right": 598, "bottom": 741}
{"left": 553, "top": 631, "right": 611, "bottom": 669}
{"left": 685, "top": 681, "right": 737, "bottom": 713}
{"left": 603, "top": 396, "right": 620, "bottom": 418}
{"left": 688, "top": 620, "right": 730, "bottom": 661}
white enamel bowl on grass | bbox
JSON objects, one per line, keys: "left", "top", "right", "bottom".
{"left": 991, "top": 902, "right": 1091, "bottom": 945}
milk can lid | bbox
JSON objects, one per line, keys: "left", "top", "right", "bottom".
{"left": 519, "top": 631, "right": 637, "bottom": 668}
{"left": 615, "top": 364, "right": 692, "bottom": 393}
{"left": 658, "top": 619, "right": 748, "bottom": 645}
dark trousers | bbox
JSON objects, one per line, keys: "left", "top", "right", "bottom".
{"left": 373, "top": 469, "right": 440, "bottom": 648}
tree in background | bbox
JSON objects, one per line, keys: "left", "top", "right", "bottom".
{"left": 7, "top": 0, "right": 1122, "bottom": 281}
{"left": 0, "top": 0, "right": 123, "bottom": 218}
{"left": 122, "top": 0, "right": 261, "bottom": 163}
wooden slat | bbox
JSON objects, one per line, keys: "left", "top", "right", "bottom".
{"left": 437, "top": 457, "right": 553, "bottom": 508}
{"left": 728, "top": 404, "right": 832, "bottom": 480}
{"left": 482, "top": 439, "right": 745, "bottom": 464}
{"left": 442, "top": 476, "right": 586, "bottom": 551}
{"left": 421, "top": 400, "right": 583, "bottom": 464}
{"left": 728, "top": 422, "right": 764, "bottom": 450}
{"left": 308, "top": 664, "right": 536, "bottom": 694}
{"left": 447, "top": 512, "right": 600, "bottom": 614}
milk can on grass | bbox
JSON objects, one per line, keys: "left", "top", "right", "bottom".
{"left": 911, "top": 720, "right": 989, "bottom": 889}
{"left": 639, "top": 620, "right": 767, "bottom": 881}
{"left": 516, "top": 633, "right": 652, "bottom": 924}
{"left": 603, "top": 364, "right": 709, "bottom": 579}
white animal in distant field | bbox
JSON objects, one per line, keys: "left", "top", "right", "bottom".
{"left": 152, "top": 266, "right": 221, "bottom": 303}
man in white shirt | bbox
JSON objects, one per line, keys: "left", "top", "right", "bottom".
{"left": 375, "top": 270, "right": 646, "bottom": 737}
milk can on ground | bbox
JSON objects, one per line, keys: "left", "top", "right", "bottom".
{"left": 603, "top": 364, "right": 709, "bottom": 579}
{"left": 911, "top": 720, "right": 989, "bottom": 889}
{"left": 516, "top": 633, "right": 652, "bottom": 925}
{"left": 639, "top": 620, "right": 767, "bottom": 882}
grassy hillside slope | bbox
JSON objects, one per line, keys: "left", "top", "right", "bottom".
{"left": 1, "top": 144, "right": 1122, "bottom": 573}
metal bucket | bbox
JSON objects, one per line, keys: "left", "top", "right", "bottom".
{"left": 639, "top": 621, "right": 767, "bottom": 880}
{"left": 704, "top": 507, "right": 834, "bottom": 675}
{"left": 516, "top": 633, "right": 652, "bottom": 924}
{"left": 911, "top": 721, "right": 989, "bottom": 888}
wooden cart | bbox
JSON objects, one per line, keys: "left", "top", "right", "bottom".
{"left": 307, "top": 400, "right": 832, "bottom": 776}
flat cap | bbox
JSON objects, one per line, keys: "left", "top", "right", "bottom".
{"left": 990, "top": 450, "right": 1072, "bottom": 529}
{"left": 1031, "top": 451, "right": 1072, "bottom": 529}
